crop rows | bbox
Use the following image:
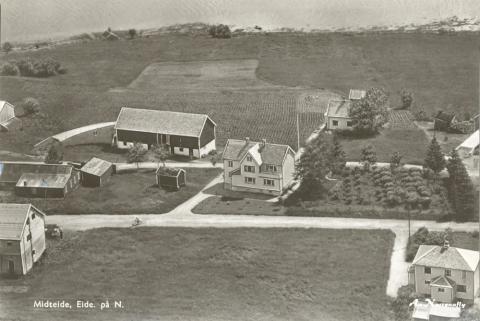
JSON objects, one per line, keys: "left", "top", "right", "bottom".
{"left": 388, "top": 110, "right": 416, "bottom": 129}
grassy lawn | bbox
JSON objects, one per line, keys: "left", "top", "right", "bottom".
{"left": 338, "top": 128, "right": 430, "bottom": 165}
{"left": 1, "top": 168, "right": 221, "bottom": 214}
{"left": 0, "top": 227, "right": 395, "bottom": 321}
{"left": 0, "top": 32, "right": 477, "bottom": 158}
{"left": 451, "top": 231, "right": 479, "bottom": 251}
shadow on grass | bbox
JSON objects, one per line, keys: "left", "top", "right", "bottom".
{"left": 202, "top": 183, "right": 273, "bottom": 200}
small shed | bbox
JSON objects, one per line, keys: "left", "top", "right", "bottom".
{"left": 156, "top": 167, "right": 186, "bottom": 190}
{"left": 80, "top": 157, "right": 113, "bottom": 187}
{"left": 433, "top": 111, "right": 456, "bottom": 132}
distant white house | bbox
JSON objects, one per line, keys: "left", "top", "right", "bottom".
{"left": 0, "top": 101, "right": 20, "bottom": 131}
{"left": 324, "top": 100, "right": 353, "bottom": 130}
{"left": 348, "top": 89, "right": 366, "bottom": 100}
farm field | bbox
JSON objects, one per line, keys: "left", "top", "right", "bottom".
{"left": 0, "top": 227, "right": 395, "bottom": 321}
{"left": 0, "top": 168, "right": 221, "bottom": 214}
{"left": 0, "top": 31, "right": 478, "bottom": 158}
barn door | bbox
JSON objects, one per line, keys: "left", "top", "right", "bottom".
{"left": 8, "top": 260, "right": 14, "bottom": 274}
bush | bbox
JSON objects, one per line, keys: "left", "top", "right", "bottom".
{"left": 406, "top": 227, "right": 452, "bottom": 261}
{"left": 21, "top": 97, "right": 40, "bottom": 115}
{"left": 391, "top": 285, "right": 419, "bottom": 321}
{"left": 10, "top": 58, "right": 63, "bottom": 78}
{"left": 0, "top": 62, "right": 19, "bottom": 76}
{"left": 208, "top": 24, "right": 232, "bottom": 38}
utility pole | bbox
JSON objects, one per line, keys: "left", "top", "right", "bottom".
{"left": 0, "top": 3, "right": 2, "bottom": 47}
{"left": 296, "top": 113, "right": 300, "bottom": 151}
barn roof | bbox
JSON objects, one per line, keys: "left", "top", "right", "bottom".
{"left": 0, "top": 203, "right": 45, "bottom": 240}
{"left": 16, "top": 172, "right": 71, "bottom": 189}
{"left": 412, "top": 244, "right": 479, "bottom": 272}
{"left": 0, "top": 162, "right": 73, "bottom": 184}
{"left": 326, "top": 100, "right": 352, "bottom": 118}
{"left": 348, "top": 89, "right": 366, "bottom": 100}
{"left": 222, "top": 139, "right": 293, "bottom": 166}
{"left": 115, "top": 107, "right": 215, "bottom": 138}
{"left": 81, "top": 157, "right": 113, "bottom": 177}
{"left": 457, "top": 130, "right": 479, "bottom": 152}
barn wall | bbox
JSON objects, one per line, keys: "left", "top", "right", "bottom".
{"left": 29, "top": 208, "right": 46, "bottom": 264}
{"left": 81, "top": 172, "right": 101, "bottom": 187}
{"left": 199, "top": 119, "right": 216, "bottom": 147}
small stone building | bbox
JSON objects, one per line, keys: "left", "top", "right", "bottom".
{"left": 80, "top": 157, "right": 113, "bottom": 187}
{"left": 156, "top": 167, "right": 186, "bottom": 190}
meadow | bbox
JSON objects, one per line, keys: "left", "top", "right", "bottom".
{"left": 0, "top": 227, "right": 395, "bottom": 321}
{"left": 0, "top": 31, "right": 478, "bottom": 161}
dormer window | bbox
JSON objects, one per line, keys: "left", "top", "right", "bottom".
{"left": 246, "top": 155, "right": 253, "bottom": 162}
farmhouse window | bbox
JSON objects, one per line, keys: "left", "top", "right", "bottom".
{"left": 266, "top": 165, "right": 277, "bottom": 172}
{"left": 462, "top": 271, "right": 466, "bottom": 280}
{"left": 445, "top": 269, "right": 451, "bottom": 277}
{"left": 246, "top": 156, "right": 253, "bottom": 162}
{"left": 332, "top": 120, "right": 339, "bottom": 126}
{"left": 32, "top": 250, "right": 36, "bottom": 255}
{"left": 424, "top": 267, "right": 431, "bottom": 274}
{"left": 123, "top": 141, "right": 127, "bottom": 146}
{"left": 93, "top": 129, "right": 98, "bottom": 136}
{"left": 244, "top": 177, "right": 256, "bottom": 184}
{"left": 31, "top": 213, "right": 36, "bottom": 220}
{"left": 347, "top": 121, "right": 353, "bottom": 127}
{"left": 264, "top": 179, "right": 275, "bottom": 186}
{"left": 228, "top": 161, "right": 233, "bottom": 167}
{"left": 438, "top": 288, "right": 445, "bottom": 293}
{"left": 457, "top": 285, "right": 466, "bottom": 293}
{"left": 179, "top": 147, "right": 184, "bottom": 152}
{"left": 244, "top": 165, "right": 255, "bottom": 173}
{"left": 424, "top": 280, "right": 430, "bottom": 285}
{"left": 7, "top": 241, "right": 12, "bottom": 246}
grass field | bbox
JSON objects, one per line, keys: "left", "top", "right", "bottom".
{"left": 0, "top": 227, "right": 395, "bottom": 321}
{"left": 0, "top": 31, "right": 477, "bottom": 159}
{"left": 0, "top": 168, "right": 221, "bottom": 214}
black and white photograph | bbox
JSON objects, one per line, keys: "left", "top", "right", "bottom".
{"left": 0, "top": 1, "right": 479, "bottom": 320}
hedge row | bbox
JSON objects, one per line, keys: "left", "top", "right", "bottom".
{"left": 0, "top": 58, "right": 65, "bottom": 77}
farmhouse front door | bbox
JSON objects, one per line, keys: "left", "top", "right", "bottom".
{"left": 189, "top": 149, "right": 193, "bottom": 159}
{"left": 8, "top": 260, "right": 14, "bottom": 274}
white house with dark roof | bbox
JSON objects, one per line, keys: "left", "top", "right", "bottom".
{"left": 0, "top": 204, "right": 46, "bottom": 275}
{"left": 325, "top": 100, "right": 354, "bottom": 130}
{"left": 409, "top": 241, "right": 480, "bottom": 303}
{"left": 222, "top": 138, "right": 296, "bottom": 195}
{"left": 114, "top": 107, "right": 216, "bottom": 158}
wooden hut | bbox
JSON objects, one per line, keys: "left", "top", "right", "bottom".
{"left": 80, "top": 157, "right": 113, "bottom": 187}
{"left": 156, "top": 167, "right": 186, "bottom": 190}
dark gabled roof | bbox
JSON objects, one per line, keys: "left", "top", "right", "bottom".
{"left": 413, "top": 245, "right": 479, "bottom": 272}
{"left": 81, "top": 157, "right": 113, "bottom": 177}
{"left": 115, "top": 107, "right": 215, "bottom": 138}
{"left": 222, "top": 139, "right": 293, "bottom": 166}
{"left": 0, "top": 203, "right": 45, "bottom": 240}
{"left": 0, "top": 162, "right": 73, "bottom": 183}
{"left": 434, "top": 111, "right": 456, "bottom": 122}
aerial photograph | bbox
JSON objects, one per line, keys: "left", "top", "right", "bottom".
{"left": 0, "top": 0, "right": 479, "bottom": 320}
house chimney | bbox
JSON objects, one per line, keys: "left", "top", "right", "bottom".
{"left": 443, "top": 239, "right": 450, "bottom": 250}
{"left": 245, "top": 137, "right": 250, "bottom": 144}
{"left": 23, "top": 181, "right": 27, "bottom": 187}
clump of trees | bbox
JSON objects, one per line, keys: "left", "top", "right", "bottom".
{"left": 446, "top": 149, "right": 475, "bottom": 221}
{"left": 208, "top": 24, "right": 231, "bottom": 38}
{"left": 2, "top": 58, "right": 65, "bottom": 78}
{"left": 349, "top": 87, "right": 389, "bottom": 136}
{"left": 2, "top": 42, "right": 13, "bottom": 54}
{"left": 21, "top": 97, "right": 41, "bottom": 115}
{"left": 127, "top": 143, "right": 148, "bottom": 168}
{"left": 45, "top": 141, "right": 64, "bottom": 164}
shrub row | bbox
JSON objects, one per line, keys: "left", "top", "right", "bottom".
{"left": 0, "top": 58, "right": 65, "bottom": 77}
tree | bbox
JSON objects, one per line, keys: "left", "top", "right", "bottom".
{"left": 294, "top": 133, "right": 333, "bottom": 199}
{"left": 400, "top": 89, "right": 413, "bottom": 109}
{"left": 0, "top": 62, "right": 19, "bottom": 76}
{"left": 390, "top": 152, "right": 403, "bottom": 170}
{"left": 208, "top": 24, "right": 232, "bottom": 38}
{"left": 2, "top": 42, "right": 13, "bottom": 54}
{"left": 208, "top": 150, "right": 220, "bottom": 167}
{"left": 330, "top": 137, "right": 346, "bottom": 175}
{"left": 360, "top": 144, "right": 377, "bottom": 171}
{"left": 128, "top": 29, "right": 137, "bottom": 39}
{"left": 151, "top": 144, "right": 170, "bottom": 168}
{"left": 44, "top": 141, "right": 63, "bottom": 164}
{"left": 21, "top": 97, "right": 40, "bottom": 115}
{"left": 446, "top": 149, "right": 475, "bottom": 221}
{"left": 127, "top": 143, "right": 147, "bottom": 168}
{"left": 349, "top": 87, "right": 389, "bottom": 135}
{"left": 424, "top": 137, "right": 446, "bottom": 174}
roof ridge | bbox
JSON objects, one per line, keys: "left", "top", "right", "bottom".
{"left": 121, "top": 106, "right": 209, "bottom": 118}
{"left": 412, "top": 245, "right": 437, "bottom": 264}
{"left": 226, "top": 138, "right": 290, "bottom": 148}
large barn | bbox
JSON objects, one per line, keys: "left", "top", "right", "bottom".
{"left": 114, "top": 107, "right": 216, "bottom": 158}
{"left": 0, "top": 203, "right": 46, "bottom": 275}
